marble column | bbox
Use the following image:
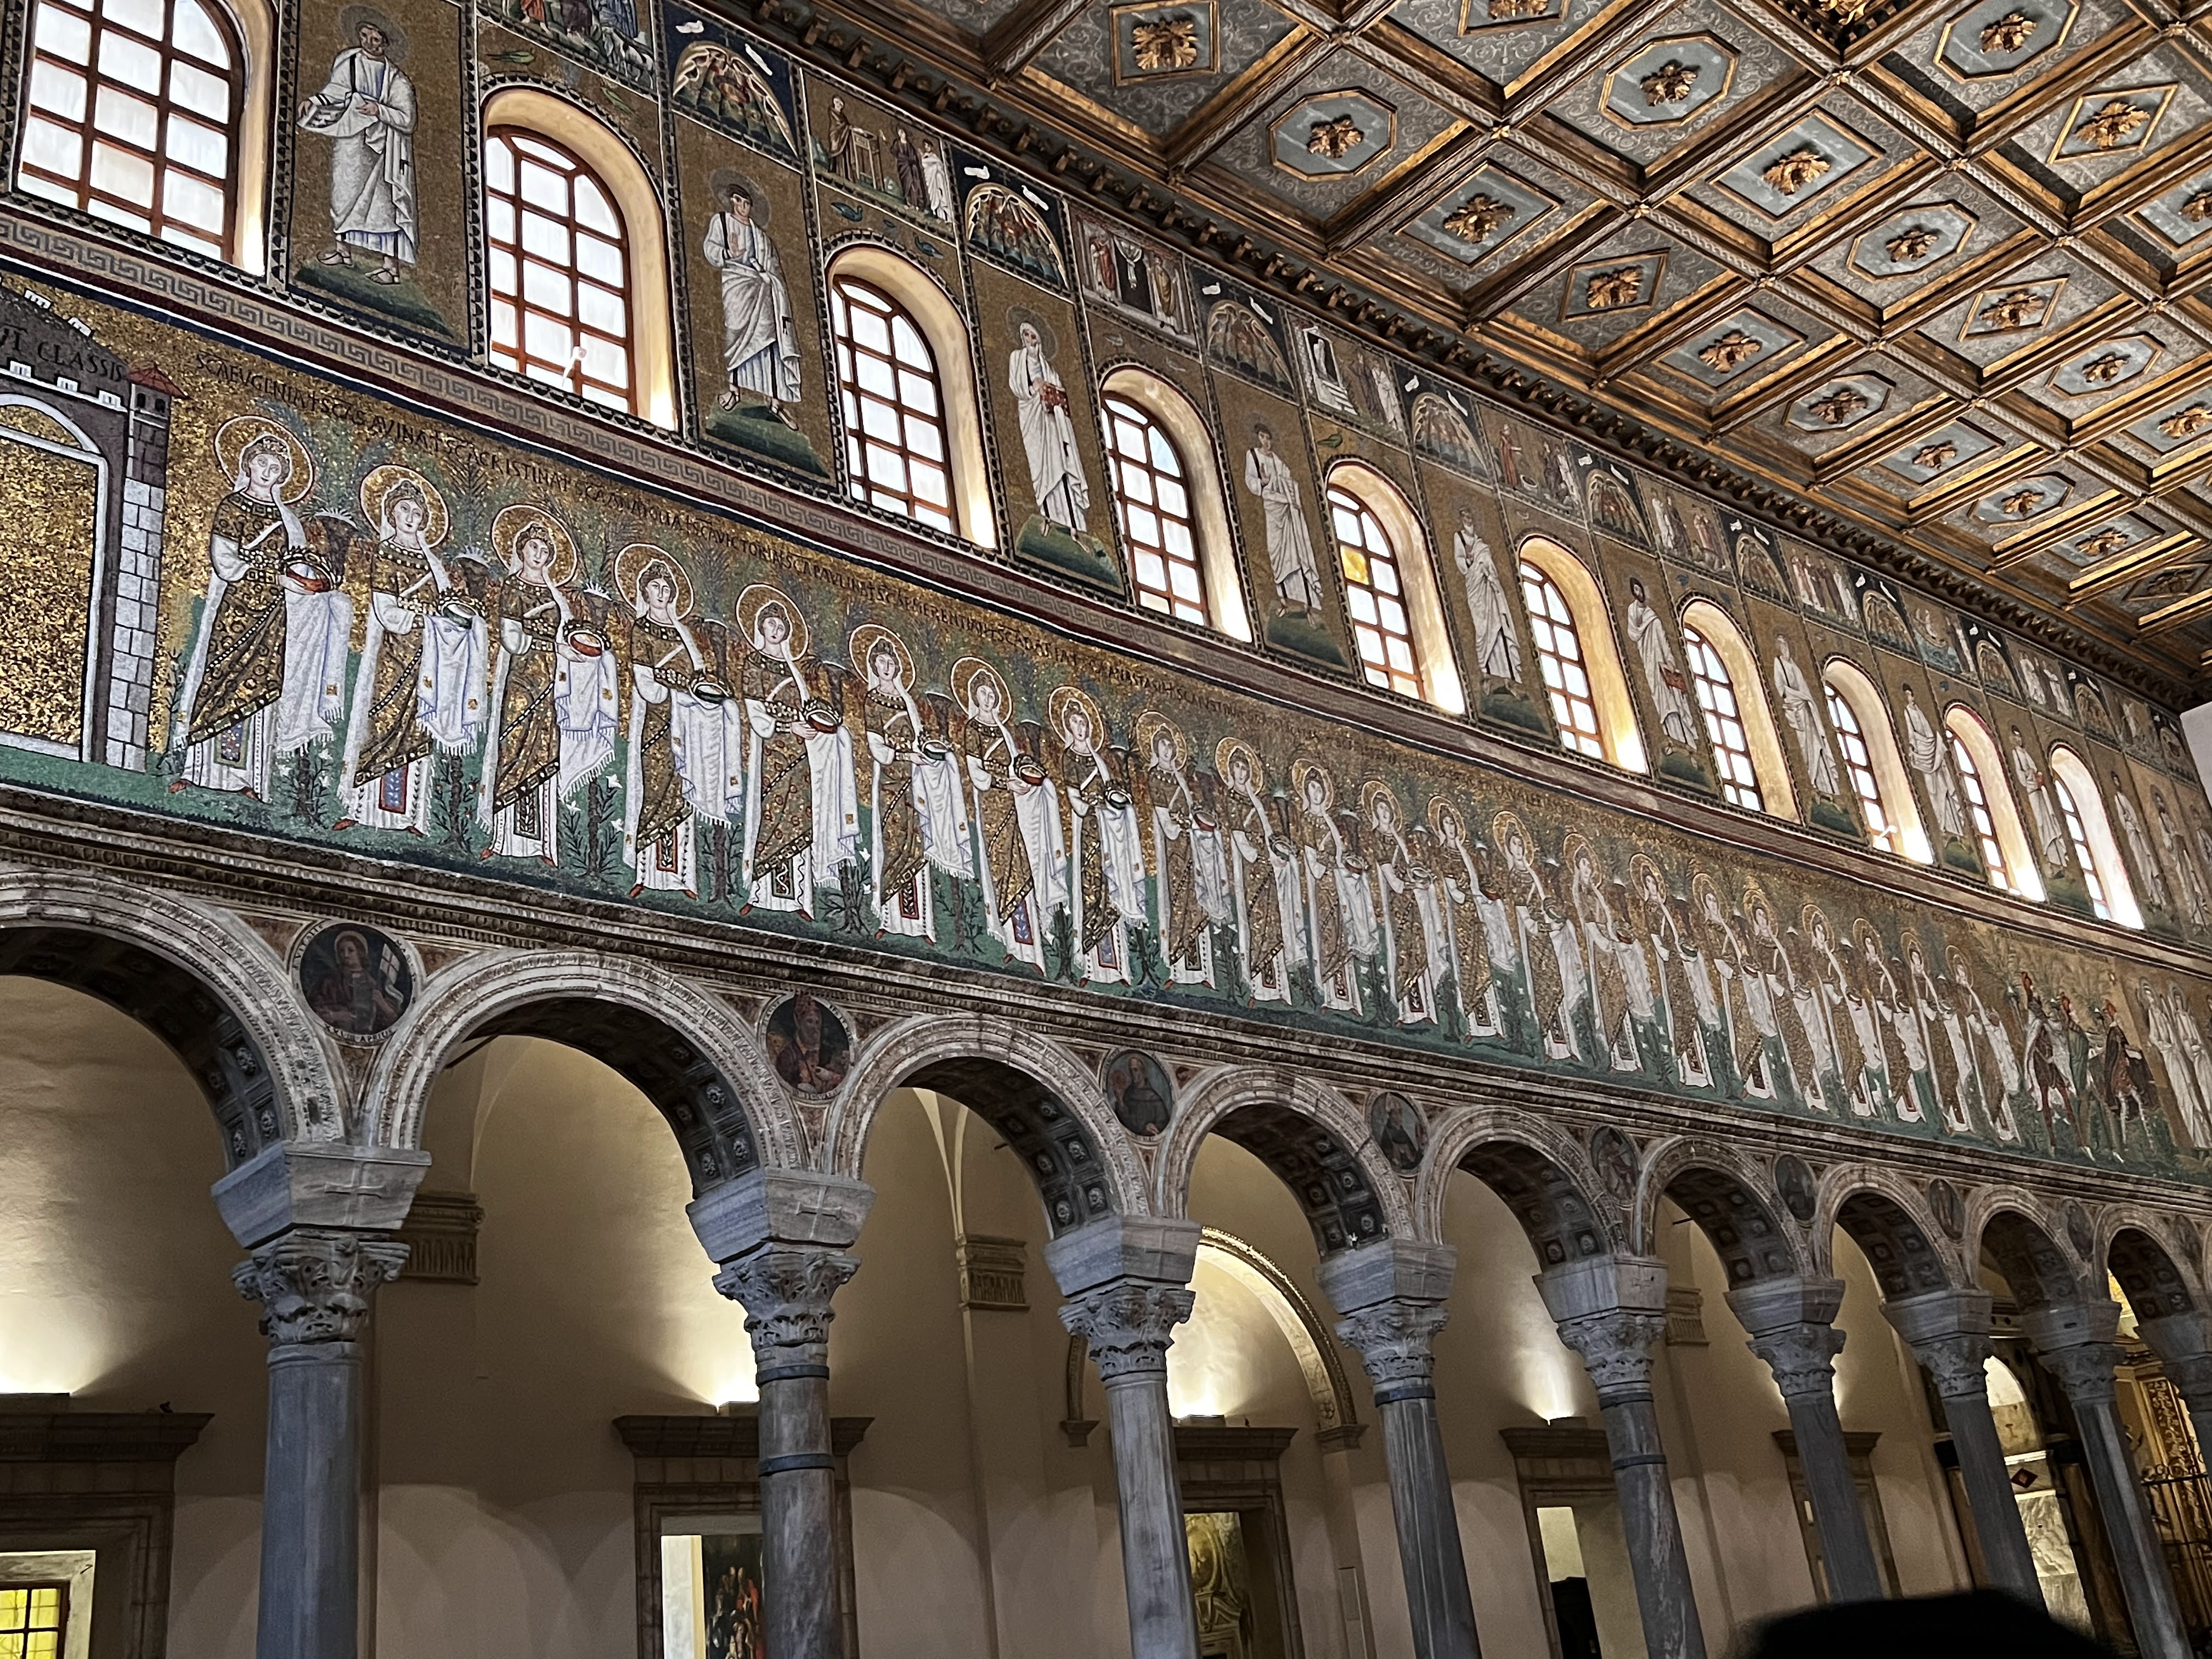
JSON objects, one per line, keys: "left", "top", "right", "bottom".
{"left": 212, "top": 1141, "right": 427, "bottom": 1659}
{"left": 1726, "top": 1277, "right": 1883, "bottom": 1604}
{"left": 1046, "top": 1215, "right": 1204, "bottom": 1659}
{"left": 1880, "top": 1288, "right": 2041, "bottom": 1605}
{"left": 1318, "top": 1240, "right": 1480, "bottom": 1659}
{"left": 2135, "top": 1311, "right": 2212, "bottom": 1481}
{"left": 693, "top": 1169, "right": 876, "bottom": 1659}
{"left": 2025, "top": 1303, "right": 2191, "bottom": 1659}
{"left": 1540, "top": 1255, "right": 1707, "bottom": 1659}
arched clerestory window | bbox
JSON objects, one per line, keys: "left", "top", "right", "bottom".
{"left": 16, "top": 0, "right": 273, "bottom": 268}
{"left": 1944, "top": 706, "right": 2042, "bottom": 901}
{"left": 2050, "top": 744, "right": 2142, "bottom": 927}
{"left": 1325, "top": 462, "right": 1464, "bottom": 713}
{"left": 1098, "top": 368, "right": 1250, "bottom": 640}
{"left": 1516, "top": 539, "right": 1645, "bottom": 772}
{"left": 479, "top": 88, "right": 676, "bottom": 427}
{"left": 1821, "top": 660, "right": 1929, "bottom": 863}
{"left": 1678, "top": 599, "right": 1795, "bottom": 818}
{"left": 825, "top": 246, "right": 995, "bottom": 548}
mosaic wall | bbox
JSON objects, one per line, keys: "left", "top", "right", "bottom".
{"left": 0, "top": 272, "right": 2210, "bottom": 1188}
{"left": 2, "top": 0, "right": 2212, "bottom": 1181}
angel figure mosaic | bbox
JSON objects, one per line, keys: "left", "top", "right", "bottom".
{"left": 337, "top": 466, "right": 487, "bottom": 835}
{"left": 955, "top": 658, "right": 1061, "bottom": 974}
{"left": 478, "top": 506, "right": 618, "bottom": 865}
{"left": 738, "top": 586, "right": 857, "bottom": 917}
{"left": 618, "top": 546, "right": 745, "bottom": 899}
{"left": 854, "top": 622, "right": 971, "bottom": 940}
{"left": 174, "top": 419, "right": 353, "bottom": 800}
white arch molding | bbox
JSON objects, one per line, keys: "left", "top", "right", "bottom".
{"left": 825, "top": 243, "right": 998, "bottom": 548}
{"left": 479, "top": 86, "right": 678, "bottom": 428}
{"left": 2049, "top": 744, "right": 2143, "bottom": 928}
{"left": 1198, "top": 1227, "right": 1364, "bottom": 1441}
{"left": 1323, "top": 460, "right": 1467, "bottom": 715}
{"left": 1678, "top": 598, "right": 1797, "bottom": 821}
{"left": 1098, "top": 365, "right": 1251, "bottom": 641}
{"left": 1516, "top": 536, "right": 1647, "bottom": 774}
{"left": 1944, "top": 705, "right": 2044, "bottom": 902}
{"left": 1821, "top": 659, "right": 1932, "bottom": 864}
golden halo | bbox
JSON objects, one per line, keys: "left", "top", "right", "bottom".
{"left": 1740, "top": 879, "right": 1774, "bottom": 926}
{"left": 1048, "top": 683, "right": 1108, "bottom": 751}
{"left": 357, "top": 464, "right": 448, "bottom": 549}
{"left": 1133, "top": 709, "right": 1186, "bottom": 770}
{"left": 1289, "top": 757, "right": 1334, "bottom": 810}
{"left": 1897, "top": 923, "right": 1926, "bottom": 964}
{"left": 489, "top": 503, "right": 578, "bottom": 585}
{"left": 614, "top": 543, "right": 693, "bottom": 619}
{"left": 1561, "top": 830, "right": 1599, "bottom": 879}
{"left": 736, "top": 582, "right": 809, "bottom": 658}
{"left": 1491, "top": 808, "right": 1531, "bottom": 855}
{"left": 1215, "top": 736, "right": 1264, "bottom": 789}
{"left": 1799, "top": 902, "right": 1833, "bottom": 940}
{"left": 1628, "top": 851, "right": 1667, "bottom": 893}
{"left": 1359, "top": 777, "right": 1404, "bottom": 827}
{"left": 214, "top": 416, "right": 316, "bottom": 504}
{"left": 951, "top": 655, "right": 1011, "bottom": 717}
{"left": 848, "top": 622, "right": 914, "bottom": 689}
{"left": 1426, "top": 795, "right": 1466, "bottom": 842}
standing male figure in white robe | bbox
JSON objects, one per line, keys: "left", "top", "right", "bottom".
{"left": 703, "top": 182, "right": 802, "bottom": 420}
{"left": 1902, "top": 685, "right": 1965, "bottom": 839}
{"left": 1009, "top": 323, "right": 1089, "bottom": 532}
{"left": 1243, "top": 425, "right": 1321, "bottom": 614}
{"left": 1455, "top": 509, "right": 1520, "bottom": 684}
{"left": 1771, "top": 635, "right": 1839, "bottom": 795}
{"left": 297, "top": 20, "right": 417, "bottom": 285}
{"left": 1626, "top": 579, "right": 1694, "bottom": 746}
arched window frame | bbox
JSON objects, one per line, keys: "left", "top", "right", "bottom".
{"left": 823, "top": 244, "right": 995, "bottom": 548}
{"left": 1515, "top": 537, "right": 1645, "bottom": 773}
{"left": 2049, "top": 744, "right": 2142, "bottom": 928}
{"left": 1323, "top": 461, "right": 1464, "bottom": 714}
{"left": 478, "top": 87, "right": 675, "bottom": 430}
{"left": 1677, "top": 599, "right": 1796, "bottom": 819}
{"left": 15, "top": 0, "right": 274, "bottom": 272}
{"left": 1943, "top": 706, "right": 2044, "bottom": 901}
{"left": 1098, "top": 366, "right": 1249, "bottom": 641}
{"left": 1820, "top": 659, "right": 1931, "bottom": 864}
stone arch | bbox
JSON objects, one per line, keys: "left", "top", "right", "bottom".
{"left": 1967, "top": 1190, "right": 2091, "bottom": 1311}
{"left": 2102, "top": 1207, "right": 2207, "bottom": 1322}
{"left": 1423, "top": 1107, "right": 1622, "bottom": 1268}
{"left": 825, "top": 1012, "right": 1148, "bottom": 1232}
{"left": 1200, "top": 1228, "right": 1363, "bottom": 1440}
{"left": 0, "top": 864, "right": 342, "bottom": 1165}
{"left": 364, "top": 948, "right": 800, "bottom": 1193}
{"left": 1808, "top": 1163, "right": 1962, "bottom": 1299}
{"left": 1154, "top": 1064, "right": 1413, "bottom": 1255}
{"left": 1635, "top": 1137, "right": 1807, "bottom": 1285}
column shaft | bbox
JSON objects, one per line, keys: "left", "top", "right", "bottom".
{"left": 1374, "top": 1391, "right": 1480, "bottom": 1659}
{"left": 1937, "top": 1388, "right": 2042, "bottom": 1602}
{"left": 1781, "top": 1388, "right": 1884, "bottom": 1603}
{"left": 2074, "top": 1391, "right": 2191, "bottom": 1659}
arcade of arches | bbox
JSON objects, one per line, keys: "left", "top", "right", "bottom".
{"left": 14, "top": 0, "right": 2212, "bottom": 1656}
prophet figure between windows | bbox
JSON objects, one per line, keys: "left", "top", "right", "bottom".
{"left": 854, "top": 623, "right": 970, "bottom": 943}
{"left": 1244, "top": 425, "right": 1322, "bottom": 613}
{"left": 1292, "top": 759, "right": 1375, "bottom": 1014}
{"left": 737, "top": 586, "right": 857, "bottom": 918}
{"left": 703, "top": 177, "right": 802, "bottom": 420}
{"left": 617, "top": 547, "right": 744, "bottom": 900}
{"left": 1770, "top": 635, "right": 1839, "bottom": 795}
{"left": 2111, "top": 775, "right": 2169, "bottom": 911}
{"left": 1049, "top": 685, "right": 1147, "bottom": 986}
{"left": 477, "top": 506, "right": 617, "bottom": 865}
{"left": 337, "top": 466, "right": 487, "bottom": 836}
{"left": 2006, "top": 727, "right": 2067, "bottom": 876}
{"left": 1137, "top": 713, "right": 1227, "bottom": 989}
{"left": 1626, "top": 579, "right": 1695, "bottom": 747}
{"left": 2153, "top": 789, "right": 2209, "bottom": 927}
{"left": 1009, "top": 322, "right": 1090, "bottom": 532}
{"left": 176, "top": 420, "right": 352, "bottom": 800}
{"left": 1898, "top": 685, "right": 1965, "bottom": 840}
{"left": 1364, "top": 782, "right": 1442, "bottom": 1026}
{"left": 1454, "top": 510, "right": 1521, "bottom": 685}
{"left": 1217, "top": 737, "right": 1304, "bottom": 1006}
{"left": 955, "top": 657, "right": 1062, "bottom": 976}
{"left": 298, "top": 16, "right": 417, "bottom": 284}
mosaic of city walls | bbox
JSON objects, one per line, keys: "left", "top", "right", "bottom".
{"left": 4, "top": 271, "right": 2212, "bottom": 1190}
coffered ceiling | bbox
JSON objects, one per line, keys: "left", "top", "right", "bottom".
{"left": 760, "top": 0, "right": 2212, "bottom": 690}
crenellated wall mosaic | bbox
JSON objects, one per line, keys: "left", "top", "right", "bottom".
{"left": 3, "top": 0, "right": 2212, "bottom": 1182}
{"left": 0, "top": 272, "right": 2210, "bottom": 1187}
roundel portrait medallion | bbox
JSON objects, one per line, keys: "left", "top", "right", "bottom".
{"left": 294, "top": 920, "right": 416, "bottom": 1043}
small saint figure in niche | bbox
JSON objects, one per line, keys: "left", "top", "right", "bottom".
{"left": 1455, "top": 508, "right": 1521, "bottom": 686}
{"left": 703, "top": 173, "right": 802, "bottom": 423}
{"left": 765, "top": 990, "right": 851, "bottom": 1097}
{"left": 300, "top": 923, "right": 411, "bottom": 1039}
{"left": 1367, "top": 1091, "right": 1427, "bottom": 1173}
{"left": 1008, "top": 319, "right": 1090, "bottom": 533}
{"left": 1244, "top": 424, "right": 1322, "bottom": 615}
{"left": 298, "top": 12, "right": 417, "bottom": 287}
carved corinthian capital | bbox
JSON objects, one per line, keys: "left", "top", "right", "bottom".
{"left": 1746, "top": 1322, "right": 1847, "bottom": 1398}
{"left": 1335, "top": 1300, "right": 1448, "bottom": 1393}
{"left": 713, "top": 1245, "right": 861, "bottom": 1369}
{"left": 1060, "top": 1280, "right": 1196, "bottom": 1383}
{"left": 1910, "top": 1331, "right": 1993, "bottom": 1400}
{"left": 1555, "top": 1310, "right": 1668, "bottom": 1395}
{"left": 233, "top": 1228, "right": 409, "bottom": 1347}
{"left": 2036, "top": 1340, "right": 2120, "bottom": 1407}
